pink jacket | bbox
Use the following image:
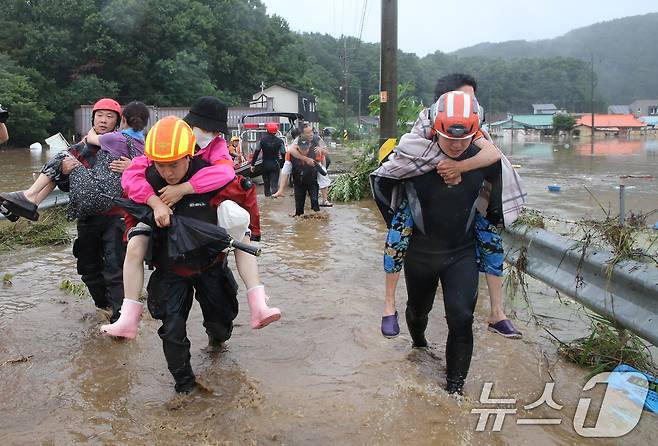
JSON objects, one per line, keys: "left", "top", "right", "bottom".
{"left": 122, "top": 136, "right": 236, "bottom": 204}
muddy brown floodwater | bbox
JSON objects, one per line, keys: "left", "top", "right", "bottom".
{"left": 0, "top": 139, "right": 657, "bottom": 445}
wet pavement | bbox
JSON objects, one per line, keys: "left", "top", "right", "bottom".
{"left": 0, "top": 139, "right": 657, "bottom": 444}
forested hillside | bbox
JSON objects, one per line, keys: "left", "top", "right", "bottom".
{"left": 2, "top": 0, "right": 644, "bottom": 145}
{"left": 453, "top": 12, "right": 658, "bottom": 105}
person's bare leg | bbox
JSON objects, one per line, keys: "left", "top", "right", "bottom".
{"left": 23, "top": 174, "right": 54, "bottom": 203}
{"left": 486, "top": 274, "right": 507, "bottom": 324}
{"left": 33, "top": 182, "right": 57, "bottom": 205}
{"left": 122, "top": 235, "right": 148, "bottom": 301}
{"left": 234, "top": 234, "right": 260, "bottom": 289}
{"left": 384, "top": 271, "right": 400, "bottom": 316}
{"left": 319, "top": 186, "right": 334, "bottom": 206}
{"left": 100, "top": 235, "right": 148, "bottom": 338}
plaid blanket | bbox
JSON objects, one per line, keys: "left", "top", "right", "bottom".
{"left": 371, "top": 108, "right": 526, "bottom": 227}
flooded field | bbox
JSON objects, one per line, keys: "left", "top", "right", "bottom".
{"left": 0, "top": 139, "right": 656, "bottom": 444}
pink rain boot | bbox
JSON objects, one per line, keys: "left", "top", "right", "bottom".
{"left": 246, "top": 285, "right": 281, "bottom": 329}
{"left": 100, "top": 299, "right": 143, "bottom": 339}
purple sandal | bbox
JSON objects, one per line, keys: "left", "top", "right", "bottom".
{"left": 488, "top": 319, "right": 522, "bottom": 339}
{"left": 381, "top": 311, "right": 400, "bottom": 338}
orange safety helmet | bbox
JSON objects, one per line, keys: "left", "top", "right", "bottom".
{"left": 144, "top": 116, "right": 196, "bottom": 162}
{"left": 265, "top": 122, "right": 279, "bottom": 134}
{"left": 429, "top": 91, "right": 480, "bottom": 140}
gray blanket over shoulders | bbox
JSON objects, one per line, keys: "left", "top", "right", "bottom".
{"left": 371, "top": 108, "right": 526, "bottom": 227}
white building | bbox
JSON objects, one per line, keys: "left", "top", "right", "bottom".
{"left": 251, "top": 84, "right": 318, "bottom": 131}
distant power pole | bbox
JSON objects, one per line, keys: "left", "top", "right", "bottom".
{"left": 379, "top": 0, "right": 398, "bottom": 148}
{"left": 358, "top": 86, "right": 362, "bottom": 131}
{"left": 590, "top": 54, "right": 595, "bottom": 154}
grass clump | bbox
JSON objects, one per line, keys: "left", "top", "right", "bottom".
{"left": 581, "top": 211, "right": 656, "bottom": 266}
{"left": 59, "top": 279, "right": 88, "bottom": 297}
{"left": 513, "top": 208, "right": 545, "bottom": 229}
{"left": 0, "top": 207, "right": 71, "bottom": 252}
{"left": 551, "top": 313, "right": 657, "bottom": 378}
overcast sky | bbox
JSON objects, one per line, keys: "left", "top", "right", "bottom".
{"left": 261, "top": 0, "right": 658, "bottom": 55}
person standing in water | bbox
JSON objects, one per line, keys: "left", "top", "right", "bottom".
{"left": 373, "top": 91, "right": 510, "bottom": 395}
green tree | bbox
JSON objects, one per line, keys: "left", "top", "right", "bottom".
{"left": 552, "top": 114, "right": 577, "bottom": 134}
{"left": 368, "top": 82, "right": 423, "bottom": 137}
{"left": 0, "top": 54, "right": 54, "bottom": 146}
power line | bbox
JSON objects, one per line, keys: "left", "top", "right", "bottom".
{"left": 358, "top": 0, "right": 368, "bottom": 42}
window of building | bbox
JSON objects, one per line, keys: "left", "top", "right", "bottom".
{"left": 649, "top": 105, "right": 658, "bottom": 115}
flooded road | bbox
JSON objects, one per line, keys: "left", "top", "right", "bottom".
{"left": 0, "top": 140, "right": 657, "bottom": 444}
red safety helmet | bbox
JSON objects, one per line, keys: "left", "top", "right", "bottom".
{"left": 93, "top": 98, "right": 122, "bottom": 116}
{"left": 265, "top": 122, "right": 279, "bottom": 134}
{"left": 429, "top": 91, "right": 480, "bottom": 140}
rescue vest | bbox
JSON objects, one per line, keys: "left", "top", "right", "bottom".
{"left": 146, "top": 158, "right": 225, "bottom": 273}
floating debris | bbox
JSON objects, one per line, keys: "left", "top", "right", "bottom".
{"left": 1, "top": 355, "right": 33, "bottom": 367}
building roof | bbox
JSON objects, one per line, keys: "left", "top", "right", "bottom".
{"left": 259, "top": 84, "right": 314, "bottom": 99}
{"left": 629, "top": 99, "right": 658, "bottom": 106}
{"left": 532, "top": 103, "right": 557, "bottom": 110}
{"left": 639, "top": 116, "right": 658, "bottom": 126}
{"left": 576, "top": 114, "right": 646, "bottom": 128}
{"left": 491, "top": 114, "right": 555, "bottom": 129}
{"left": 608, "top": 105, "right": 631, "bottom": 114}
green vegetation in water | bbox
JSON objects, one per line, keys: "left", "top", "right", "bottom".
{"left": 549, "top": 313, "right": 657, "bottom": 378}
{"left": 328, "top": 148, "right": 378, "bottom": 202}
{"left": 0, "top": 208, "right": 71, "bottom": 252}
{"left": 513, "top": 208, "right": 545, "bottom": 229}
{"left": 59, "top": 279, "right": 88, "bottom": 298}
{"left": 2, "top": 273, "right": 13, "bottom": 286}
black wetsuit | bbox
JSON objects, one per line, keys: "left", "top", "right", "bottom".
{"left": 145, "top": 159, "right": 239, "bottom": 393}
{"left": 252, "top": 133, "right": 284, "bottom": 196}
{"left": 403, "top": 144, "right": 502, "bottom": 392}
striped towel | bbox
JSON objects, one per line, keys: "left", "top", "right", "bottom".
{"left": 371, "top": 108, "right": 526, "bottom": 227}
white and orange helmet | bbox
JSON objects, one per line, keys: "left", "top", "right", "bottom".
{"left": 429, "top": 91, "right": 480, "bottom": 140}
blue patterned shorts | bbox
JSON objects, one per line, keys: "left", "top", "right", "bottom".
{"left": 474, "top": 213, "right": 504, "bottom": 276}
{"left": 383, "top": 202, "right": 503, "bottom": 276}
{"left": 383, "top": 199, "right": 413, "bottom": 273}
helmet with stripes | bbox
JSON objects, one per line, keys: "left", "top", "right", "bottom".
{"left": 144, "top": 116, "right": 196, "bottom": 162}
{"left": 429, "top": 91, "right": 480, "bottom": 140}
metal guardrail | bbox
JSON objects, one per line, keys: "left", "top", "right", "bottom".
{"left": 502, "top": 225, "right": 658, "bottom": 346}
{"left": 0, "top": 190, "right": 69, "bottom": 221}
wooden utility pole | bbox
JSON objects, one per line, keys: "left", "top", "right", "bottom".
{"left": 343, "top": 37, "right": 348, "bottom": 133}
{"left": 379, "top": 0, "right": 397, "bottom": 149}
{"left": 590, "top": 54, "right": 595, "bottom": 154}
